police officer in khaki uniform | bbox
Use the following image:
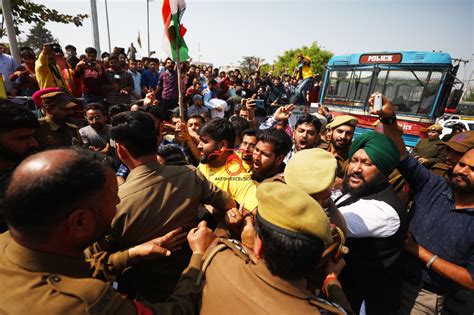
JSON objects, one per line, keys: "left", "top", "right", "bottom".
{"left": 284, "top": 148, "right": 348, "bottom": 234}
{"left": 412, "top": 124, "right": 446, "bottom": 169}
{"left": 200, "top": 181, "right": 353, "bottom": 314}
{"left": 34, "top": 90, "right": 82, "bottom": 150}
{"left": 109, "top": 111, "right": 238, "bottom": 302}
{"left": 326, "top": 115, "right": 359, "bottom": 179}
{"left": 0, "top": 148, "right": 216, "bottom": 314}
{"left": 431, "top": 130, "right": 474, "bottom": 179}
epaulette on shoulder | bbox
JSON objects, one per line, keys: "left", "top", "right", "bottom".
{"left": 65, "top": 122, "right": 79, "bottom": 129}
{"left": 197, "top": 238, "right": 250, "bottom": 286}
{"left": 46, "top": 274, "right": 117, "bottom": 314}
{"left": 432, "top": 162, "right": 450, "bottom": 171}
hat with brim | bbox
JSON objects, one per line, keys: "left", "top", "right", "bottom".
{"left": 427, "top": 124, "right": 443, "bottom": 133}
{"left": 327, "top": 115, "right": 358, "bottom": 130}
{"left": 256, "top": 181, "right": 332, "bottom": 244}
{"left": 41, "top": 91, "right": 77, "bottom": 109}
{"left": 445, "top": 131, "right": 474, "bottom": 153}
{"left": 284, "top": 148, "right": 337, "bottom": 195}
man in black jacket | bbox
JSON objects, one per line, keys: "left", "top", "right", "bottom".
{"left": 332, "top": 131, "right": 407, "bottom": 315}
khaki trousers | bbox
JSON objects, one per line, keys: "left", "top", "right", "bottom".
{"left": 400, "top": 280, "right": 446, "bottom": 315}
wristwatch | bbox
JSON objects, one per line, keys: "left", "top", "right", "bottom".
{"left": 379, "top": 116, "right": 397, "bottom": 124}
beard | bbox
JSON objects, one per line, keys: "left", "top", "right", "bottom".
{"left": 449, "top": 172, "right": 474, "bottom": 194}
{"left": 199, "top": 145, "right": 219, "bottom": 164}
{"left": 342, "top": 171, "right": 388, "bottom": 199}
{"left": 331, "top": 138, "right": 350, "bottom": 151}
{"left": 200, "top": 151, "right": 211, "bottom": 164}
{"left": 251, "top": 160, "right": 281, "bottom": 183}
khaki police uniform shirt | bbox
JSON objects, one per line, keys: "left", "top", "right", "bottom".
{"left": 34, "top": 116, "right": 82, "bottom": 150}
{"left": 430, "top": 162, "right": 451, "bottom": 180}
{"left": 412, "top": 138, "right": 447, "bottom": 168}
{"left": 110, "top": 162, "right": 230, "bottom": 302}
{"left": 327, "top": 143, "right": 349, "bottom": 179}
{"left": 201, "top": 246, "right": 330, "bottom": 315}
{"left": 0, "top": 232, "right": 202, "bottom": 315}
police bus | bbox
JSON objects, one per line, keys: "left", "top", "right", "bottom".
{"left": 319, "top": 51, "right": 463, "bottom": 147}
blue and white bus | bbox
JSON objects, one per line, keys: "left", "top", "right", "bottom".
{"left": 319, "top": 51, "right": 463, "bottom": 147}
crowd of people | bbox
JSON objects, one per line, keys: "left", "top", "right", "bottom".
{"left": 0, "top": 42, "right": 473, "bottom": 315}
{"left": 0, "top": 42, "right": 321, "bottom": 119}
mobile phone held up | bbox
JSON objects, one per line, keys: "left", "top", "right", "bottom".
{"left": 373, "top": 94, "right": 383, "bottom": 112}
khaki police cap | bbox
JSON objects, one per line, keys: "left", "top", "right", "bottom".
{"left": 256, "top": 181, "right": 332, "bottom": 244}
{"left": 284, "top": 148, "right": 337, "bottom": 195}
{"left": 327, "top": 115, "right": 359, "bottom": 130}
{"left": 41, "top": 91, "right": 77, "bottom": 109}
{"left": 427, "top": 124, "right": 443, "bottom": 132}
{"left": 445, "top": 131, "right": 474, "bottom": 153}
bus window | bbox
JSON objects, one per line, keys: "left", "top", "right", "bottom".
{"left": 375, "top": 70, "right": 443, "bottom": 115}
{"left": 324, "top": 70, "right": 372, "bottom": 107}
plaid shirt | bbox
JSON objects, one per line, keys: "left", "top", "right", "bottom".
{"left": 104, "top": 69, "right": 134, "bottom": 105}
{"left": 157, "top": 70, "right": 178, "bottom": 100}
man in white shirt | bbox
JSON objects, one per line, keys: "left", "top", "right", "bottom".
{"left": 332, "top": 131, "right": 407, "bottom": 315}
{"left": 208, "top": 98, "right": 228, "bottom": 119}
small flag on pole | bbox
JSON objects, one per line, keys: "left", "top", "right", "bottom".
{"left": 137, "top": 31, "right": 142, "bottom": 48}
{"left": 161, "top": 0, "right": 189, "bottom": 61}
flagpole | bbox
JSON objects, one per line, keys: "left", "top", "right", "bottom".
{"left": 147, "top": 0, "right": 150, "bottom": 57}
{"left": 175, "top": 48, "right": 185, "bottom": 120}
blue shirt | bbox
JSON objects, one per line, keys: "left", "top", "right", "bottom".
{"left": 398, "top": 156, "right": 474, "bottom": 292}
{"left": 187, "top": 104, "right": 208, "bottom": 117}
{"left": 128, "top": 69, "right": 142, "bottom": 100}
{"left": 0, "top": 53, "right": 19, "bottom": 93}
{"left": 202, "top": 88, "right": 217, "bottom": 110}
{"left": 141, "top": 69, "right": 160, "bottom": 90}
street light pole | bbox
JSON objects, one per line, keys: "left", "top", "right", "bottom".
{"left": 90, "top": 0, "right": 101, "bottom": 56}
{"left": 147, "top": 0, "right": 150, "bottom": 57}
{"left": 1, "top": 0, "right": 20, "bottom": 63}
{"left": 104, "top": 0, "right": 112, "bottom": 52}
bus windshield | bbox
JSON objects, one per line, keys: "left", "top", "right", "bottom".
{"left": 323, "top": 68, "right": 445, "bottom": 115}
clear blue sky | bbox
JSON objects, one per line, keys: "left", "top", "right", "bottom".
{"left": 24, "top": 0, "right": 473, "bottom": 80}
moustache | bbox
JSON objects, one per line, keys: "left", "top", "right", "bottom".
{"left": 349, "top": 172, "right": 364, "bottom": 180}
{"left": 453, "top": 173, "right": 469, "bottom": 183}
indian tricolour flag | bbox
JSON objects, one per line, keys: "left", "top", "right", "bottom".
{"left": 161, "top": 0, "right": 189, "bottom": 62}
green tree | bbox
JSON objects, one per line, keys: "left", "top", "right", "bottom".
{"left": 24, "top": 22, "right": 57, "bottom": 53}
{"left": 272, "top": 42, "right": 333, "bottom": 77}
{"left": 0, "top": 0, "right": 88, "bottom": 37}
{"left": 239, "top": 56, "right": 265, "bottom": 75}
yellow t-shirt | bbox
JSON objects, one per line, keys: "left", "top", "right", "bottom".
{"left": 35, "top": 51, "right": 69, "bottom": 91}
{"left": 301, "top": 64, "right": 313, "bottom": 80}
{"left": 198, "top": 153, "right": 258, "bottom": 211}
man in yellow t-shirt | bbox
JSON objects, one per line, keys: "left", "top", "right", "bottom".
{"left": 197, "top": 119, "right": 258, "bottom": 212}
{"left": 35, "top": 44, "right": 69, "bottom": 92}
{"left": 291, "top": 54, "right": 313, "bottom": 105}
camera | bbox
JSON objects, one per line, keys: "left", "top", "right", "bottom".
{"left": 47, "top": 43, "right": 63, "bottom": 54}
{"left": 86, "top": 61, "right": 96, "bottom": 68}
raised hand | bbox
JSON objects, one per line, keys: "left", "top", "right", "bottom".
{"left": 273, "top": 104, "right": 296, "bottom": 121}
